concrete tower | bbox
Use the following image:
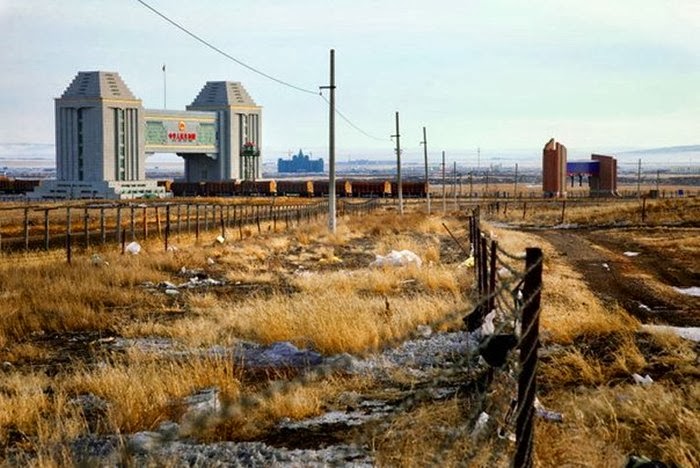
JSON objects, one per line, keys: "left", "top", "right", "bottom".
{"left": 186, "top": 81, "right": 262, "bottom": 182}
{"left": 55, "top": 71, "right": 145, "bottom": 182}
{"left": 542, "top": 138, "right": 567, "bottom": 198}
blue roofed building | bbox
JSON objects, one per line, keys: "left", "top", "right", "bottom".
{"left": 278, "top": 150, "right": 323, "bottom": 173}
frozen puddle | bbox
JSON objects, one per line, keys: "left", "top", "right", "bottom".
{"left": 672, "top": 286, "right": 700, "bottom": 297}
{"left": 642, "top": 324, "right": 700, "bottom": 343}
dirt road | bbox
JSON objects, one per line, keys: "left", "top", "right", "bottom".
{"left": 533, "top": 227, "right": 699, "bottom": 327}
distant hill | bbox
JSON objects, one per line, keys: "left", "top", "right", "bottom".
{"left": 619, "top": 145, "right": 700, "bottom": 155}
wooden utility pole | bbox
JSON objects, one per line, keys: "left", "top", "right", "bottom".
{"left": 320, "top": 49, "right": 337, "bottom": 233}
{"left": 442, "top": 150, "right": 446, "bottom": 213}
{"left": 421, "top": 126, "right": 431, "bottom": 214}
{"left": 453, "top": 161, "right": 458, "bottom": 210}
{"left": 392, "top": 111, "right": 403, "bottom": 215}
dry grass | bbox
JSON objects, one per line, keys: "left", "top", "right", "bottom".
{"left": 1, "top": 200, "right": 697, "bottom": 466}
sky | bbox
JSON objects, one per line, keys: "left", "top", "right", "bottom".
{"left": 0, "top": 0, "right": 698, "bottom": 164}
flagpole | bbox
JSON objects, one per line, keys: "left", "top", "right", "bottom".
{"left": 162, "top": 64, "right": 166, "bottom": 109}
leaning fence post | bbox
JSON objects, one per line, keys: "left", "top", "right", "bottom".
{"left": 514, "top": 247, "right": 543, "bottom": 468}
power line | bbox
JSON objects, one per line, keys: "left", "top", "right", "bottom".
{"left": 320, "top": 93, "right": 391, "bottom": 142}
{"left": 136, "top": 0, "right": 388, "bottom": 144}
{"left": 135, "top": 0, "right": 318, "bottom": 95}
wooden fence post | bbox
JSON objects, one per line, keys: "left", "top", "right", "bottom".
{"left": 115, "top": 206, "right": 122, "bottom": 243}
{"left": 559, "top": 200, "right": 566, "bottom": 225}
{"left": 195, "top": 205, "right": 200, "bottom": 240}
{"left": 142, "top": 206, "right": 148, "bottom": 240}
{"left": 130, "top": 205, "right": 135, "bottom": 240}
{"left": 641, "top": 197, "right": 647, "bottom": 223}
{"left": 514, "top": 247, "right": 543, "bottom": 468}
{"left": 165, "top": 205, "right": 170, "bottom": 252}
{"left": 220, "top": 205, "right": 225, "bottom": 238}
{"left": 24, "top": 207, "right": 30, "bottom": 251}
{"left": 83, "top": 207, "right": 89, "bottom": 249}
{"left": 44, "top": 209, "right": 50, "bottom": 251}
{"left": 100, "top": 207, "right": 106, "bottom": 244}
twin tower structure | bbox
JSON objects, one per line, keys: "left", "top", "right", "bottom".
{"left": 33, "top": 71, "right": 262, "bottom": 199}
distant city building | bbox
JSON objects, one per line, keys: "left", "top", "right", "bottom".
{"left": 277, "top": 150, "right": 323, "bottom": 173}
{"left": 31, "top": 70, "right": 262, "bottom": 200}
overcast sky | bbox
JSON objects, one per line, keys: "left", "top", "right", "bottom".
{"left": 1, "top": 0, "right": 698, "bottom": 161}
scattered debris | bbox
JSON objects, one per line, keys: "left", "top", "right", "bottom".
{"left": 458, "top": 256, "right": 475, "bottom": 269}
{"left": 638, "top": 303, "right": 652, "bottom": 312}
{"left": 470, "top": 412, "right": 490, "bottom": 439}
{"left": 416, "top": 324, "right": 432, "bottom": 338}
{"left": 207, "top": 257, "right": 216, "bottom": 265}
{"left": 370, "top": 250, "right": 422, "bottom": 268}
{"left": 90, "top": 254, "right": 109, "bottom": 266}
{"left": 623, "top": 251, "right": 640, "bottom": 257}
{"left": 534, "top": 398, "right": 564, "bottom": 422}
{"left": 215, "top": 235, "right": 225, "bottom": 244}
{"left": 126, "top": 241, "right": 141, "bottom": 255}
{"left": 632, "top": 373, "right": 654, "bottom": 387}
{"left": 602, "top": 263, "right": 610, "bottom": 271}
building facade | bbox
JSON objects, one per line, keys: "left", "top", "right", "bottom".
{"left": 277, "top": 149, "right": 323, "bottom": 173}
{"left": 32, "top": 71, "right": 262, "bottom": 199}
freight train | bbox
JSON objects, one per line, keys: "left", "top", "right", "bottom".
{"left": 168, "top": 179, "right": 427, "bottom": 198}
{"left": 0, "top": 177, "right": 41, "bottom": 194}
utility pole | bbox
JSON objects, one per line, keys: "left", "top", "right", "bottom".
{"left": 514, "top": 163, "right": 519, "bottom": 198}
{"left": 392, "top": 112, "right": 403, "bottom": 215}
{"left": 320, "top": 49, "right": 336, "bottom": 233}
{"left": 637, "top": 158, "right": 642, "bottom": 198}
{"left": 442, "top": 150, "right": 446, "bottom": 213}
{"left": 656, "top": 169, "right": 660, "bottom": 193}
{"left": 477, "top": 147, "right": 481, "bottom": 171}
{"left": 469, "top": 171, "right": 473, "bottom": 198}
{"left": 453, "top": 161, "right": 458, "bottom": 210}
{"left": 421, "top": 126, "right": 431, "bottom": 214}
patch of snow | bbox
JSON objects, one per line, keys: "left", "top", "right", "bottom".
{"left": 638, "top": 303, "right": 652, "bottom": 312}
{"left": 623, "top": 251, "right": 640, "bottom": 257}
{"left": 602, "top": 263, "right": 610, "bottom": 271}
{"left": 642, "top": 325, "right": 700, "bottom": 343}
{"left": 672, "top": 286, "right": 700, "bottom": 297}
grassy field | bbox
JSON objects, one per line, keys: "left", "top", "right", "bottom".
{"left": 0, "top": 199, "right": 698, "bottom": 466}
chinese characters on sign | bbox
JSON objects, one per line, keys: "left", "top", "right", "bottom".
{"left": 168, "top": 121, "right": 197, "bottom": 142}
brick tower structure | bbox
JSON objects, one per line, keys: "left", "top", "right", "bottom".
{"left": 542, "top": 138, "right": 567, "bottom": 198}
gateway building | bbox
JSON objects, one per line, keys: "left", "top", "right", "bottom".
{"left": 31, "top": 71, "right": 262, "bottom": 199}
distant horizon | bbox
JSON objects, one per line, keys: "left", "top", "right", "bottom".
{"left": 1, "top": 141, "right": 698, "bottom": 170}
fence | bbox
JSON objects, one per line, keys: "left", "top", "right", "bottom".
{"left": 0, "top": 199, "right": 381, "bottom": 257}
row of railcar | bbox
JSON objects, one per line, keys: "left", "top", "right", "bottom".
{"left": 168, "top": 179, "right": 428, "bottom": 198}
{"left": 0, "top": 177, "right": 41, "bottom": 194}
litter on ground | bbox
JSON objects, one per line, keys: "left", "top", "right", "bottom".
{"left": 126, "top": 242, "right": 141, "bottom": 255}
{"left": 370, "top": 250, "right": 422, "bottom": 268}
{"left": 623, "top": 251, "right": 640, "bottom": 257}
